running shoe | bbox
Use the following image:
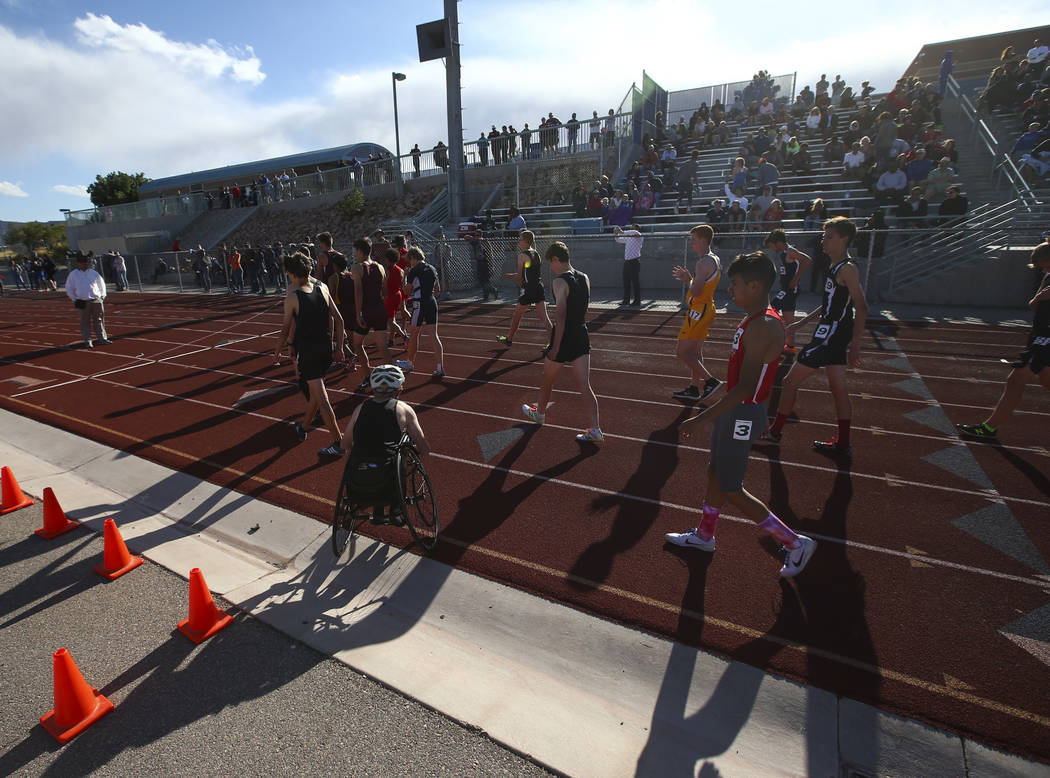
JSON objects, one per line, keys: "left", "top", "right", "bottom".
{"left": 395, "top": 359, "right": 414, "bottom": 372}
{"left": 664, "top": 528, "right": 715, "bottom": 552}
{"left": 956, "top": 422, "right": 998, "bottom": 440}
{"left": 779, "top": 536, "right": 817, "bottom": 578}
{"left": 699, "top": 377, "right": 723, "bottom": 401}
{"left": 575, "top": 428, "right": 604, "bottom": 442}
{"left": 813, "top": 439, "right": 851, "bottom": 457}
{"left": 522, "top": 403, "right": 545, "bottom": 424}
{"left": 672, "top": 385, "right": 700, "bottom": 400}
{"left": 293, "top": 422, "right": 307, "bottom": 442}
{"left": 782, "top": 344, "right": 798, "bottom": 354}
{"left": 496, "top": 335, "right": 512, "bottom": 346}
{"left": 758, "top": 428, "right": 782, "bottom": 444}
{"left": 432, "top": 367, "right": 446, "bottom": 378}
{"left": 83, "top": 340, "right": 93, "bottom": 349}
{"left": 319, "top": 443, "right": 345, "bottom": 456}
{"left": 97, "top": 338, "right": 113, "bottom": 345}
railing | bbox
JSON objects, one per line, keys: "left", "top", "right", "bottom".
{"left": 667, "top": 72, "right": 797, "bottom": 125}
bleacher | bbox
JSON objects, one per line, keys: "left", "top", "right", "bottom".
{"left": 481, "top": 101, "right": 967, "bottom": 235}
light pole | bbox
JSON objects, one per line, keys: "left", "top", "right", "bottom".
{"left": 392, "top": 71, "right": 406, "bottom": 197}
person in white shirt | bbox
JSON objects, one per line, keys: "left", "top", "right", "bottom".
{"left": 724, "top": 183, "right": 749, "bottom": 211}
{"left": 843, "top": 142, "right": 867, "bottom": 179}
{"left": 615, "top": 224, "right": 644, "bottom": 306}
{"left": 1027, "top": 40, "right": 1049, "bottom": 66}
{"left": 66, "top": 254, "right": 111, "bottom": 347}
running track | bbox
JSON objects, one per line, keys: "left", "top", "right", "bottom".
{"left": 1, "top": 292, "right": 1048, "bottom": 763}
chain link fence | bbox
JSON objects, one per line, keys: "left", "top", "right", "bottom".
{"left": 34, "top": 225, "right": 1040, "bottom": 311}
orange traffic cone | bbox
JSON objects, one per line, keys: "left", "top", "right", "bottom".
{"left": 177, "top": 567, "right": 232, "bottom": 644}
{"left": 1, "top": 465, "right": 34, "bottom": 514}
{"left": 93, "top": 518, "right": 143, "bottom": 580}
{"left": 34, "top": 488, "right": 79, "bottom": 540}
{"left": 39, "top": 648, "right": 115, "bottom": 743}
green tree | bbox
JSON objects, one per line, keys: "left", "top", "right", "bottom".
{"left": 4, "top": 221, "right": 69, "bottom": 259}
{"left": 87, "top": 171, "right": 151, "bottom": 207}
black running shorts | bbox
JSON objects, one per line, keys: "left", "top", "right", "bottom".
{"left": 546, "top": 325, "right": 590, "bottom": 363}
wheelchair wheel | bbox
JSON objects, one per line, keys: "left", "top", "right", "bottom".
{"left": 397, "top": 445, "right": 439, "bottom": 553}
{"left": 332, "top": 460, "right": 364, "bottom": 558}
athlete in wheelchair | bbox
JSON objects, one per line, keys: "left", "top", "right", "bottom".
{"left": 332, "top": 364, "right": 439, "bottom": 556}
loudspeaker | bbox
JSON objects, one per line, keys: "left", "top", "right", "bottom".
{"left": 417, "top": 18, "right": 450, "bottom": 62}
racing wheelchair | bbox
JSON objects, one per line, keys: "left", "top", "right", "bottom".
{"left": 332, "top": 433, "right": 439, "bottom": 557}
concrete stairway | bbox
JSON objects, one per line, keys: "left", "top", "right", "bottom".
{"left": 177, "top": 206, "right": 260, "bottom": 250}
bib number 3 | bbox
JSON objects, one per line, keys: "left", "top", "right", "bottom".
{"left": 732, "top": 419, "right": 753, "bottom": 441}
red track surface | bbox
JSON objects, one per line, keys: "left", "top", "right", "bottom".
{"left": 2, "top": 292, "right": 1049, "bottom": 762}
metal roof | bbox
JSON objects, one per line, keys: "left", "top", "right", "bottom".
{"left": 138, "top": 142, "right": 392, "bottom": 195}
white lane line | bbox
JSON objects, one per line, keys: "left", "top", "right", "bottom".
{"left": 430, "top": 452, "right": 1049, "bottom": 590}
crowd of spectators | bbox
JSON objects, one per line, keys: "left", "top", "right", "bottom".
{"left": 978, "top": 38, "right": 1050, "bottom": 186}
{"left": 560, "top": 69, "right": 970, "bottom": 234}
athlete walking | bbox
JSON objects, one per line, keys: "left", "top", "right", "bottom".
{"left": 672, "top": 224, "right": 722, "bottom": 402}
{"left": 957, "top": 242, "right": 1050, "bottom": 440}
{"left": 762, "top": 228, "right": 811, "bottom": 350}
{"left": 274, "top": 251, "right": 346, "bottom": 456}
{"left": 497, "top": 230, "right": 552, "bottom": 348}
{"left": 351, "top": 237, "right": 393, "bottom": 391}
{"left": 666, "top": 251, "right": 816, "bottom": 578}
{"left": 522, "top": 241, "right": 603, "bottom": 442}
{"left": 396, "top": 247, "right": 446, "bottom": 378}
{"left": 761, "top": 216, "right": 868, "bottom": 456}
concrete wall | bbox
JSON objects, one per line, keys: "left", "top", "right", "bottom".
{"left": 878, "top": 249, "right": 1040, "bottom": 308}
{"left": 66, "top": 212, "right": 198, "bottom": 253}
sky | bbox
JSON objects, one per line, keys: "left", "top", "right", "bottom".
{"left": 0, "top": 0, "right": 1044, "bottom": 224}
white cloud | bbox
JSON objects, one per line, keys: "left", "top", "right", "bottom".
{"left": 0, "top": 181, "right": 29, "bottom": 198}
{"left": 51, "top": 184, "right": 89, "bottom": 198}
{"left": 74, "top": 13, "right": 265, "bottom": 85}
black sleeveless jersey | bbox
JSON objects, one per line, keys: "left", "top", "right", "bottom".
{"left": 293, "top": 283, "right": 330, "bottom": 350}
{"left": 820, "top": 259, "right": 854, "bottom": 327}
{"left": 558, "top": 268, "right": 589, "bottom": 333}
{"left": 522, "top": 248, "right": 542, "bottom": 294}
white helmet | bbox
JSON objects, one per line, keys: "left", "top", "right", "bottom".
{"left": 369, "top": 364, "right": 405, "bottom": 391}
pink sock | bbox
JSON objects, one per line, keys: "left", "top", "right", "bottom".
{"left": 697, "top": 503, "right": 720, "bottom": 540}
{"left": 759, "top": 513, "right": 799, "bottom": 548}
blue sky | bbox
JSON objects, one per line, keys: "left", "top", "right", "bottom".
{"left": 0, "top": 0, "right": 1043, "bottom": 224}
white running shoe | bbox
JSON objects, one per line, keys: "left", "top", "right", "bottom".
{"left": 665, "top": 529, "right": 715, "bottom": 552}
{"left": 575, "top": 428, "right": 604, "bottom": 442}
{"left": 395, "top": 359, "right": 414, "bottom": 372}
{"left": 522, "top": 403, "right": 544, "bottom": 424}
{"left": 779, "top": 536, "right": 817, "bottom": 578}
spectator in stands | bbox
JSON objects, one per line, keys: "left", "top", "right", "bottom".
{"left": 566, "top": 113, "right": 579, "bottom": 153}
{"left": 641, "top": 144, "right": 659, "bottom": 175}
{"left": 906, "top": 148, "right": 934, "bottom": 190}
{"left": 832, "top": 75, "right": 846, "bottom": 104}
{"left": 706, "top": 199, "right": 726, "bottom": 226}
{"left": 1029, "top": 39, "right": 1049, "bottom": 75}
{"left": 730, "top": 93, "right": 746, "bottom": 117}
{"left": 803, "top": 198, "right": 827, "bottom": 230}
{"left": 751, "top": 186, "right": 775, "bottom": 222}
{"left": 839, "top": 140, "right": 865, "bottom": 179}
{"left": 586, "top": 189, "right": 602, "bottom": 217}
{"left": 725, "top": 200, "right": 745, "bottom": 231}
{"left": 874, "top": 112, "right": 898, "bottom": 162}
{"left": 937, "top": 185, "right": 969, "bottom": 224}
{"left": 507, "top": 207, "right": 527, "bottom": 232}
{"left": 477, "top": 131, "right": 489, "bottom": 166}
{"left": 754, "top": 157, "right": 779, "bottom": 194}
{"left": 1011, "top": 122, "right": 1048, "bottom": 158}
{"left": 572, "top": 184, "right": 588, "bottom": 218}
{"left": 925, "top": 157, "right": 957, "bottom": 200}
{"left": 724, "top": 183, "right": 748, "bottom": 211}
{"left": 763, "top": 198, "right": 785, "bottom": 229}
{"left": 609, "top": 191, "right": 634, "bottom": 226}
{"left": 875, "top": 161, "right": 908, "bottom": 204}
{"left": 410, "top": 145, "right": 421, "bottom": 178}
{"left": 1020, "top": 138, "right": 1050, "bottom": 182}
{"left": 842, "top": 120, "right": 862, "bottom": 147}
{"left": 635, "top": 183, "right": 655, "bottom": 214}
{"left": 939, "top": 51, "right": 954, "bottom": 96}
{"left": 676, "top": 150, "right": 699, "bottom": 213}
{"left": 897, "top": 187, "right": 928, "bottom": 224}
{"left": 661, "top": 144, "right": 677, "bottom": 172}
{"left": 589, "top": 111, "right": 601, "bottom": 149}
{"left": 805, "top": 107, "right": 822, "bottom": 137}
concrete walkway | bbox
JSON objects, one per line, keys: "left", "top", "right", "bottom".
{"left": 0, "top": 410, "right": 1043, "bottom": 777}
